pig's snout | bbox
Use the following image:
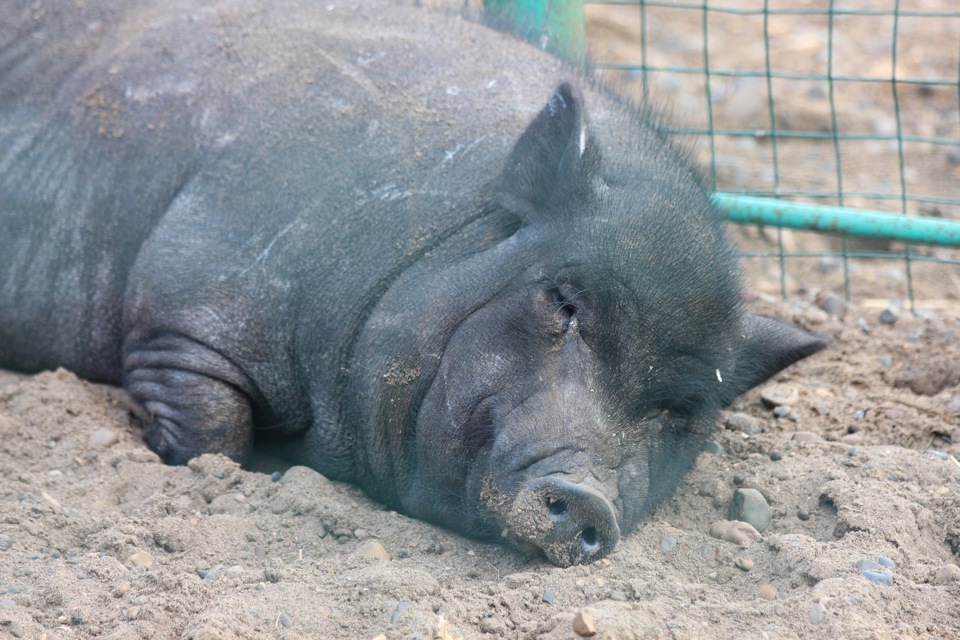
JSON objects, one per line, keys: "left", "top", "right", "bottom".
{"left": 509, "top": 477, "right": 621, "bottom": 566}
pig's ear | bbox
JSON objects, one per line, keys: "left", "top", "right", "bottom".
{"left": 496, "top": 82, "right": 596, "bottom": 218}
{"left": 721, "top": 315, "right": 829, "bottom": 406}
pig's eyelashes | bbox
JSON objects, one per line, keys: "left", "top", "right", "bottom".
{"left": 547, "top": 287, "right": 578, "bottom": 333}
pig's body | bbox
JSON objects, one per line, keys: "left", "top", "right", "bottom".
{"left": 0, "top": 0, "right": 825, "bottom": 565}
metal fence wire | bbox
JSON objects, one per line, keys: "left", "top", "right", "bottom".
{"left": 567, "top": 1, "right": 960, "bottom": 309}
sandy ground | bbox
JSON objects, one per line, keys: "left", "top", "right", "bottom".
{"left": 3, "top": 3, "right": 960, "bottom": 639}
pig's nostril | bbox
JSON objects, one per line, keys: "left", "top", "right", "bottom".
{"left": 546, "top": 496, "right": 568, "bottom": 517}
{"left": 580, "top": 527, "right": 599, "bottom": 551}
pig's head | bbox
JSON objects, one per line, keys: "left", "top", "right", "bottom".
{"left": 346, "top": 83, "right": 827, "bottom": 566}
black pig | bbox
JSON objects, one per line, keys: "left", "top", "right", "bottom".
{"left": 0, "top": 0, "right": 825, "bottom": 565}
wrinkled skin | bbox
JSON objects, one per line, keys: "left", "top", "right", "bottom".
{"left": 0, "top": 0, "right": 826, "bottom": 565}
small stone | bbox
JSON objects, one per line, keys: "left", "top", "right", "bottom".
{"left": 792, "top": 431, "right": 823, "bottom": 444}
{"left": 0, "top": 534, "right": 11, "bottom": 550}
{"left": 878, "top": 354, "right": 892, "bottom": 368}
{"left": 758, "top": 584, "right": 777, "bottom": 600}
{"left": 803, "top": 307, "right": 829, "bottom": 325}
{"left": 877, "top": 557, "right": 896, "bottom": 569}
{"left": 847, "top": 423, "right": 862, "bottom": 434}
{"left": 225, "top": 565, "right": 243, "bottom": 579}
{"left": 726, "top": 412, "right": 761, "bottom": 433}
{"left": 796, "top": 509, "right": 810, "bottom": 521}
{"left": 769, "top": 451, "right": 783, "bottom": 462}
{"left": 760, "top": 383, "right": 799, "bottom": 407}
{"left": 934, "top": 563, "right": 960, "bottom": 584}
{"left": 735, "top": 557, "right": 755, "bottom": 571}
{"left": 200, "top": 564, "right": 223, "bottom": 581}
{"left": 112, "top": 582, "right": 131, "bottom": 598}
{"left": 855, "top": 559, "right": 883, "bottom": 572}
{"left": 728, "top": 488, "right": 770, "bottom": 532}
{"left": 87, "top": 428, "right": 120, "bottom": 449}
{"left": 733, "top": 474, "right": 747, "bottom": 485}
{"left": 861, "top": 570, "right": 893, "bottom": 586}
{"left": 878, "top": 308, "right": 898, "bottom": 325}
{"left": 127, "top": 550, "right": 154, "bottom": 569}
{"left": 353, "top": 528, "right": 370, "bottom": 541}
{"left": 279, "top": 612, "right": 293, "bottom": 628}
{"left": 127, "top": 606, "right": 141, "bottom": 621}
{"left": 808, "top": 602, "right": 826, "bottom": 624}
{"left": 841, "top": 434, "right": 862, "bottom": 445}
{"left": 270, "top": 471, "right": 283, "bottom": 482}
{"left": 925, "top": 450, "right": 949, "bottom": 460}
{"left": 254, "top": 545, "right": 266, "bottom": 560}
{"left": 816, "top": 293, "right": 846, "bottom": 318}
{"left": 542, "top": 590, "right": 555, "bottom": 605}
{"left": 701, "top": 440, "right": 722, "bottom": 456}
{"left": 390, "top": 602, "right": 413, "bottom": 624}
{"left": 709, "top": 520, "right": 761, "bottom": 545}
{"left": 772, "top": 406, "right": 791, "bottom": 418}
{"left": 354, "top": 539, "right": 389, "bottom": 561}
{"left": 572, "top": 609, "right": 597, "bottom": 637}
{"left": 660, "top": 535, "right": 677, "bottom": 553}
{"left": 855, "top": 318, "right": 871, "bottom": 334}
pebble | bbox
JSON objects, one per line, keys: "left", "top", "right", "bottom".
{"left": 112, "top": 582, "right": 131, "bottom": 598}
{"left": 709, "top": 520, "right": 761, "bottom": 545}
{"left": 924, "top": 450, "right": 949, "bottom": 460}
{"left": 660, "top": 535, "right": 678, "bottom": 553}
{"left": 726, "top": 412, "right": 762, "bottom": 433}
{"left": 354, "top": 528, "right": 370, "bottom": 540}
{"left": 270, "top": 471, "right": 283, "bottom": 482}
{"left": 354, "top": 540, "right": 389, "bottom": 561}
{"left": 733, "top": 474, "right": 747, "bottom": 485}
{"left": 861, "top": 570, "right": 893, "bottom": 586}
{"left": 279, "top": 612, "right": 293, "bottom": 628}
{"left": 808, "top": 602, "right": 826, "bottom": 624}
{"left": 87, "top": 428, "right": 120, "bottom": 449}
{"left": 735, "top": 557, "right": 755, "bottom": 571}
{"left": 796, "top": 509, "right": 810, "bottom": 521}
{"left": 792, "top": 431, "right": 823, "bottom": 444}
{"left": 769, "top": 451, "right": 783, "bottom": 462}
{"left": 127, "top": 551, "right": 154, "bottom": 569}
{"left": 878, "top": 308, "right": 898, "bottom": 325}
{"left": 878, "top": 354, "right": 892, "bottom": 368}
{"left": 200, "top": 564, "right": 223, "bottom": 581}
{"left": 758, "top": 584, "right": 777, "bottom": 601}
{"left": 878, "top": 557, "right": 896, "bottom": 569}
{"left": 803, "top": 307, "right": 829, "bottom": 325}
{"left": 728, "top": 488, "right": 770, "bottom": 532}
{"left": 127, "top": 606, "right": 141, "bottom": 621}
{"left": 572, "top": 608, "right": 597, "bottom": 637}
{"left": 855, "top": 559, "right": 883, "bottom": 572}
{"left": 816, "top": 293, "right": 846, "bottom": 318}
{"left": 542, "top": 590, "right": 555, "bottom": 605}
{"left": 855, "top": 318, "right": 871, "bottom": 334}
{"left": 760, "top": 383, "right": 799, "bottom": 407}
{"left": 701, "top": 440, "right": 722, "bottom": 456}
{"left": 772, "top": 406, "right": 791, "bottom": 418}
{"left": 225, "top": 565, "right": 244, "bottom": 579}
{"left": 0, "top": 534, "right": 11, "bottom": 550}
{"left": 390, "top": 601, "right": 413, "bottom": 624}
{"left": 933, "top": 563, "right": 960, "bottom": 584}
{"left": 847, "top": 423, "right": 861, "bottom": 434}
{"left": 841, "top": 434, "right": 862, "bottom": 445}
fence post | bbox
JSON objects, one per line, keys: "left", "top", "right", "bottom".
{"left": 483, "top": 0, "right": 586, "bottom": 68}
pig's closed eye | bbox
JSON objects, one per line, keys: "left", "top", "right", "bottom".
{"left": 548, "top": 287, "right": 577, "bottom": 332}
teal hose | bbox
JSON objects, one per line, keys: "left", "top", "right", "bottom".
{"left": 714, "top": 193, "right": 960, "bottom": 247}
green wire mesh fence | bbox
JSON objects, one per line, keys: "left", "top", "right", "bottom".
{"left": 491, "top": 0, "right": 960, "bottom": 308}
{"left": 584, "top": 0, "right": 960, "bottom": 308}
